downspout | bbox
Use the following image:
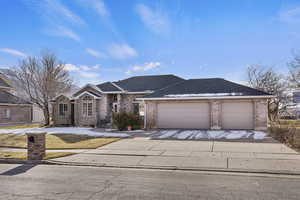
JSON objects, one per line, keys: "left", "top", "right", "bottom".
{"left": 144, "top": 100, "right": 147, "bottom": 130}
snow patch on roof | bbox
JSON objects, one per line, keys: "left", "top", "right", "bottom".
{"left": 164, "top": 93, "right": 244, "bottom": 97}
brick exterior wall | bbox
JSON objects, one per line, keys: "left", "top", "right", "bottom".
{"left": 254, "top": 100, "right": 268, "bottom": 130}
{"left": 145, "top": 101, "right": 157, "bottom": 129}
{"left": 0, "top": 105, "right": 32, "bottom": 124}
{"left": 120, "top": 94, "right": 145, "bottom": 113}
{"left": 210, "top": 100, "right": 221, "bottom": 130}
{"left": 144, "top": 98, "right": 269, "bottom": 130}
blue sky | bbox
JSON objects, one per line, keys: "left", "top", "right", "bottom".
{"left": 0, "top": 0, "right": 300, "bottom": 86}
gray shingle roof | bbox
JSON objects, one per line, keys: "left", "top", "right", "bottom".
{"left": 0, "top": 76, "right": 11, "bottom": 88}
{"left": 143, "top": 78, "right": 271, "bottom": 98}
{"left": 97, "top": 82, "right": 122, "bottom": 92}
{"left": 0, "top": 90, "right": 31, "bottom": 104}
{"left": 113, "top": 74, "right": 184, "bottom": 92}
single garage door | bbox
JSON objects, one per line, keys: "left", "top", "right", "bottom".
{"left": 222, "top": 102, "right": 254, "bottom": 129}
{"left": 157, "top": 102, "right": 210, "bottom": 129}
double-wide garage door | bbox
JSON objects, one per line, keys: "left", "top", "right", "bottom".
{"left": 156, "top": 101, "right": 254, "bottom": 129}
{"left": 157, "top": 102, "right": 210, "bottom": 129}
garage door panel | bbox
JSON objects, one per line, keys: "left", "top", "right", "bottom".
{"left": 157, "top": 103, "right": 210, "bottom": 129}
{"left": 222, "top": 102, "right": 254, "bottom": 130}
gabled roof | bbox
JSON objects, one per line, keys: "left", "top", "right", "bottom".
{"left": 0, "top": 90, "right": 31, "bottom": 104}
{"left": 112, "top": 74, "right": 184, "bottom": 92}
{"left": 0, "top": 74, "right": 12, "bottom": 88}
{"left": 141, "top": 78, "right": 271, "bottom": 99}
{"left": 97, "top": 82, "right": 122, "bottom": 92}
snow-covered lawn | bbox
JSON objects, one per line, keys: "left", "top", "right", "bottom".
{"left": 0, "top": 127, "right": 130, "bottom": 138}
{"left": 0, "top": 127, "right": 270, "bottom": 140}
{"left": 152, "top": 130, "right": 270, "bottom": 140}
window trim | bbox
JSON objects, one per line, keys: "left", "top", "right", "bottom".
{"left": 59, "top": 103, "right": 68, "bottom": 116}
{"left": 4, "top": 108, "right": 11, "bottom": 119}
{"left": 82, "top": 96, "right": 93, "bottom": 117}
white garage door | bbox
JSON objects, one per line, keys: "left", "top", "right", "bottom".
{"left": 222, "top": 102, "right": 254, "bottom": 130}
{"left": 157, "top": 102, "right": 210, "bottom": 129}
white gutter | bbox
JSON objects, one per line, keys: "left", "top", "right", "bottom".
{"left": 0, "top": 103, "right": 32, "bottom": 106}
{"left": 126, "top": 91, "right": 154, "bottom": 94}
{"left": 136, "top": 95, "right": 275, "bottom": 101}
{"left": 74, "top": 91, "right": 102, "bottom": 99}
{"left": 0, "top": 86, "right": 12, "bottom": 90}
{"left": 102, "top": 91, "right": 124, "bottom": 94}
{"left": 144, "top": 100, "right": 147, "bottom": 129}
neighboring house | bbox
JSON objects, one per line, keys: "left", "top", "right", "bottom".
{"left": 52, "top": 75, "right": 273, "bottom": 130}
{"left": 0, "top": 74, "right": 32, "bottom": 125}
{"left": 282, "top": 89, "right": 300, "bottom": 119}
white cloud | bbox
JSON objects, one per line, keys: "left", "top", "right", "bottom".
{"left": 108, "top": 43, "right": 137, "bottom": 59}
{"left": 77, "top": 71, "right": 100, "bottom": 79}
{"left": 279, "top": 5, "right": 300, "bottom": 24}
{"left": 64, "top": 64, "right": 100, "bottom": 72}
{"left": 136, "top": 4, "right": 171, "bottom": 36}
{"left": 77, "top": 0, "right": 109, "bottom": 17}
{"left": 86, "top": 48, "right": 106, "bottom": 58}
{"left": 32, "top": 0, "right": 85, "bottom": 25}
{"left": 0, "top": 48, "right": 27, "bottom": 57}
{"left": 48, "top": 26, "right": 81, "bottom": 41}
{"left": 126, "top": 62, "right": 161, "bottom": 74}
{"left": 64, "top": 63, "right": 101, "bottom": 86}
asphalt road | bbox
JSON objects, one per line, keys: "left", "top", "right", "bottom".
{"left": 1, "top": 164, "right": 300, "bottom": 200}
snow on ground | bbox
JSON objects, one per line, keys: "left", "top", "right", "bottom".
{"left": 157, "top": 130, "right": 179, "bottom": 139}
{"left": 152, "top": 130, "right": 269, "bottom": 140}
{"left": 253, "top": 131, "right": 267, "bottom": 140}
{"left": 176, "top": 131, "right": 194, "bottom": 139}
{"left": 0, "top": 127, "right": 130, "bottom": 138}
{"left": 0, "top": 126, "right": 269, "bottom": 140}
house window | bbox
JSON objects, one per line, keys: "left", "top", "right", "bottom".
{"left": 113, "top": 94, "right": 118, "bottom": 102}
{"left": 82, "top": 96, "right": 93, "bottom": 117}
{"left": 4, "top": 109, "right": 10, "bottom": 119}
{"left": 113, "top": 103, "right": 118, "bottom": 113}
{"left": 59, "top": 104, "right": 68, "bottom": 116}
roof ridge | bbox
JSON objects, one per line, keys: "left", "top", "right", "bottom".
{"left": 221, "top": 79, "right": 271, "bottom": 95}
{"left": 110, "top": 81, "right": 125, "bottom": 91}
{"left": 115, "top": 74, "right": 181, "bottom": 82}
{"left": 142, "top": 79, "right": 186, "bottom": 98}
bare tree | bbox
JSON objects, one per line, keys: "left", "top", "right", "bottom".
{"left": 3, "top": 51, "right": 72, "bottom": 125}
{"left": 246, "top": 65, "right": 287, "bottom": 121}
{"left": 288, "top": 53, "right": 300, "bottom": 88}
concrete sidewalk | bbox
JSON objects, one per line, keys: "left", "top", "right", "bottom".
{"left": 51, "top": 138, "right": 300, "bottom": 174}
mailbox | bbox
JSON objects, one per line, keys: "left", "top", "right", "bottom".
{"left": 26, "top": 132, "right": 46, "bottom": 160}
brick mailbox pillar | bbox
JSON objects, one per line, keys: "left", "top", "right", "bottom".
{"left": 26, "top": 132, "right": 46, "bottom": 160}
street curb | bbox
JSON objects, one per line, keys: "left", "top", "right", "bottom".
{"left": 2, "top": 159, "right": 299, "bottom": 176}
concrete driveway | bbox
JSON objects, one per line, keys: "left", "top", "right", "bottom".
{"left": 51, "top": 137, "right": 300, "bottom": 174}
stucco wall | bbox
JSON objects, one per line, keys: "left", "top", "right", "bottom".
{"left": 0, "top": 105, "right": 32, "bottom": 124}
{"left": 145, "top": 98, "right": 269, "bottom": 130}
